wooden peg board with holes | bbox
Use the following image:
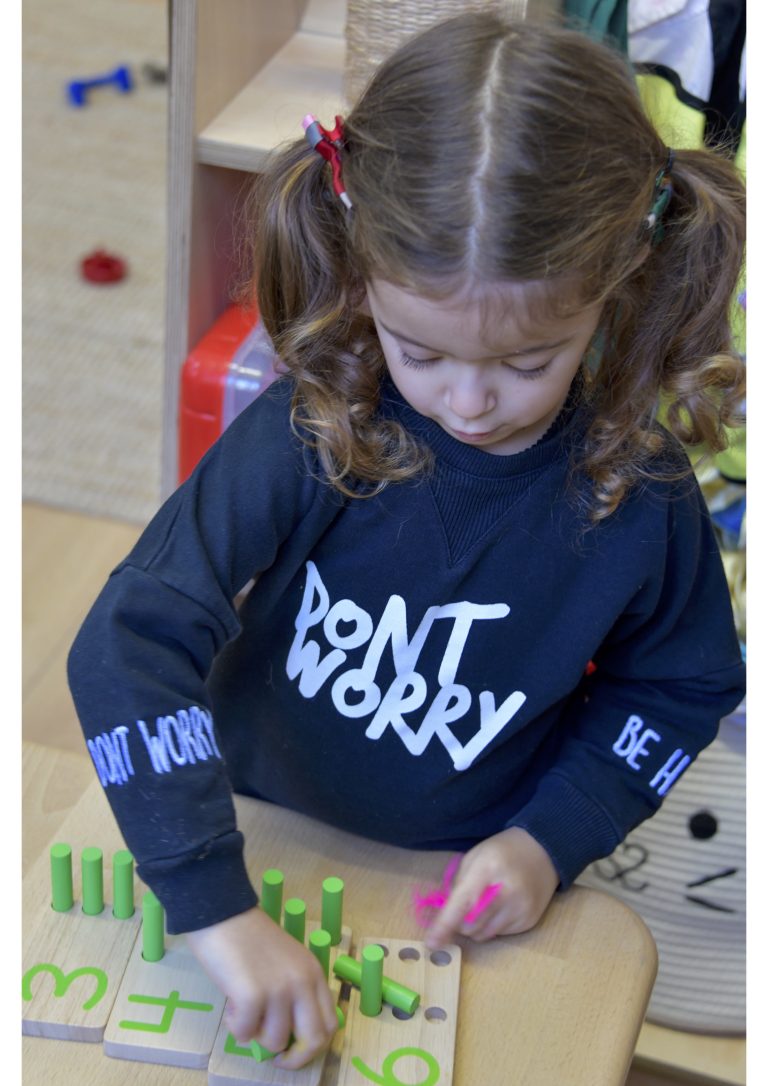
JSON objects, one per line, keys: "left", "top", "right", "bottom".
{"left": 207, "top": 921, "right": 352, "bottom": 1086}
{"left": 24, "top": 752, "right": 664, "bottom": 1086}
{"left": 21, "top": 837, "right": 463, "bottom": 1084}
{"left": 337, "top": 937, "right": 461, "bottom": 1086}
{"left": 103, "top": 930, "right": 227, "bottom": 1068}
{"left": 22, "top": 904, "right": 142, "bottom": 1042}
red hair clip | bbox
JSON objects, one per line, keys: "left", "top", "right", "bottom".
{"left": 302, "top": 114, "right": 353, "bottom": 210}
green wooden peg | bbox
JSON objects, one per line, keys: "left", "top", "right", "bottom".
{"left": 50, "top": 843, "right": 73, "bottom": 912}
{"left": 81, "top": 847, "right": 104, "bottom": 915}
{"left": 112, "top": 849, "right": 135, "bottom": 918}
{"left": 309, "top": 929, "right": 332, "bottom": 979}
{"left": 321, "top": 876, "right": 344, "bottom": 946}
{"left": 361, "top": 944, "right": 384, "bottom": 1017}
{"left": 333, "top": 954, "right": 420, "bottom": 1015}
{"left": 283, "top": 898, "right": 306, "bottom": 944}
{"left": 261, "top": 868, "right": 284, "bottom": 924}
{"left": 141, "top": 890, "right": 165, "bottom": 962}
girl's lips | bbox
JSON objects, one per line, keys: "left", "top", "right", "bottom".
{"left": 451, "top": 428, "right": 494, "bottom": 442}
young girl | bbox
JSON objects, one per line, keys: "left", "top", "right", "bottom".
{"left": 68, "top": 12, "right": 746, "bottom": 1071}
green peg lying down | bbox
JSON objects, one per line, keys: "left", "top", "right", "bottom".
{"left": 333, "top": 953, "right": 420, "bottom": 1015}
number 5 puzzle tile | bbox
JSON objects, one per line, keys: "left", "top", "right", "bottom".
{"left": 337, "top": 937, "right": 461, "bottom": 1086}
{"left": 207, "top": 922, "right": 352, "bottom": 1086}
{"left": 103, "top": 932, "right": 226, "bottom": 1068}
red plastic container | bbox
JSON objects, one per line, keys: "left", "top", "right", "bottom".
{"left": 178, "top": 304, "right": 281, "bottom": 484}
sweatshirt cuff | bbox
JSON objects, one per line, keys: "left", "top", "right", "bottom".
{"left": 136, "top": 830, "right": 258, "bottom": 934}
{"left": 505, "top": 772, "right": 621, "bottom": 890}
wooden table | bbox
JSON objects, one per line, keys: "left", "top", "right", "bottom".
{"left": 22, "top": 742, "right": 657, "bottom": 1085}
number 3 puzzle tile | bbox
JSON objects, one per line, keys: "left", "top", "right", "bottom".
{"left": 22, "top": 902, "right": 142, "bottom": 1042}
{"left": 103, "top": 933, "right": 226, "bottom": 1068}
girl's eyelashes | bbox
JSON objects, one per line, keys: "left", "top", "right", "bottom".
{"left": 399, "top": 349, "right": 552, "bottom": 379}
{"left": 503, "top": 360, "right": 552, "bottom": 379}
{"left": 400, "top": 350, "right": 437, "bottom": 370}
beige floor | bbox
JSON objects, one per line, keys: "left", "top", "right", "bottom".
{"left": 22, "top": 501, "right": 143, "bottom": 754}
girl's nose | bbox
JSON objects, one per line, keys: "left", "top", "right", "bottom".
{"left": 445, "top": 369, "right": 496, "bottom": 420}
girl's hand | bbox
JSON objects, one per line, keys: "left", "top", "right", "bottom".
{"left": 424, "top": 827, "right": 559, "bottom": 950}
{"left": 185, "top": 907, "right": 339, "bottom": 1070}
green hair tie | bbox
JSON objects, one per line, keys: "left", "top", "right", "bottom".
{"left": 645, "top": 149, "right": 675, "bottom": 244}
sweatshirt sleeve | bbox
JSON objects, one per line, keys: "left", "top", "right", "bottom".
{"left": 66, "top": 381, "right": 340, "bottom": 932}
{"left": 506, "top": 471, "right": 746, "bottom": 889}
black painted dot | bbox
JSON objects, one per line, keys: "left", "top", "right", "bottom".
{"left": 688, "top": 810, "right": 718, "bottom": 839}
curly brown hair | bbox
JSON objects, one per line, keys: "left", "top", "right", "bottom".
{"left": 238, "top": 12, "right": 745, "bottom": 519}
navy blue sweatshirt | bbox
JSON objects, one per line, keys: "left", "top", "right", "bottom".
{"left": 67, "top": 378, "right": 745, "bottom": 933}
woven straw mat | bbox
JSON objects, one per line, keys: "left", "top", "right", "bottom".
{"left": 23, "top": 0, "right": 167, "bottom": 524}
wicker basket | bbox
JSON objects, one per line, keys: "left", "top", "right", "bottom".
{"left": 343, "top": 0, "right": 559, "bottom": 105}
{"left": 578, "top": 701, "right": 746, "bottom": 1034}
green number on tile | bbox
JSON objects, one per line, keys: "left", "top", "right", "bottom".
{"left": 119, "top": 989, "right": 214, "bottom": 1032}
{"left": 224, "top": 1032, "right": 254, "bottom": 1057}
{"left": 352, "top": 1046, "right": 440, "bottom": 1086}
{"left": 22, "top": 962, "right": 108, "bottom": 1010}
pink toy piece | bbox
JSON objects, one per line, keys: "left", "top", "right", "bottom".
{"left": 412, "top": 855, "right": 503, "bottom": 929}
{"left": 463, "top": 883, "right": 502, "bottom": 925}
{"left": 412, "top": 889, "right": 447, "bottom": 928}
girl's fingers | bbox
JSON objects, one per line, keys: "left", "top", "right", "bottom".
{"left": 273, "top": 990, "right": 337, "bottom": 1071}
{"left": 464, "top": 903, "right": 511, "bottom": 942}
{"left": 429, "top": 880, "right": 514, "bottom": 946}
{"left": 226, "top": 998, "right": 265, "bottom": 1046}
{"left": 425, "top": 877, "right": 485, "bottom": 948}
{"left": 255, "top": 997, "right": 293, "bottom": 1059}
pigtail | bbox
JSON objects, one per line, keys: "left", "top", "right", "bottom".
{"left": 649, "top": 150, "right": 746, "bottom": 444}
{"left": 240, "top": 139, "right": 428, "bottom": 494}
{"left": 580, "top": 146, "right": 746, "bottom": 520}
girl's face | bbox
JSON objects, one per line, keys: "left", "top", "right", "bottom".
{"left": 367, "top": 279, "right": 602, "bottom": 456}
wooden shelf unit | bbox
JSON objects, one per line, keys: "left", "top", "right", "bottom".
{"left": 163, "top": 0, "right": 346, "bottom": 496}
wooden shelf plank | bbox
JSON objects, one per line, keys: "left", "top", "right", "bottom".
{"left": 633, "top": 1021, "right": 745, "bottom": 1086}
{"left": 197, "top": 30, "right": 346, "bottom": 172}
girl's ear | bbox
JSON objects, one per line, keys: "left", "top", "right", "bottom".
{"left": 627, "top": 244, "right": 652, "bottom": 276}
{"left": 359, "top": 286, "right": 373, "bottom": 316}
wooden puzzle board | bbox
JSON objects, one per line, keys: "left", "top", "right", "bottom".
{"left": 103, "top": 932, "right": 227, "bottom": 1067}
{"left": 22, "top": 901, "right": 141, "bottom": 1042}
{"left": 23, "top": 748, "right": 659, "bottom": 1085}
{"left": 337, "top": 938, "right": 461, "bottom": 1086}
{"left": 207, "top": 923, "right": 352, "bottom": 1086}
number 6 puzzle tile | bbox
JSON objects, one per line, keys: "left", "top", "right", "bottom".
{"left": 103, "top": 933, "right": 226, "bottom": 1068}
{"left": 337, "top": 937, "right": 461, "bottom": 1086}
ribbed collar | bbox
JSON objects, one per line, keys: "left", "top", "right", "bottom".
{"left": 379, "top": 372, "right": 589, "bottom": 479}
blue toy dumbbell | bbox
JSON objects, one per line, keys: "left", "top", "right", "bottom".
{"left": 67, "top": 65, "right": 134, "bottom": 107}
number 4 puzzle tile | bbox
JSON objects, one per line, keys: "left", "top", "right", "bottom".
{"left": 103, "top": 932, "right": 226, "bottom": 1068}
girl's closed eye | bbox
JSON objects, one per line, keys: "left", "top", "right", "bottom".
{"left": 400, "top": 350, "right": 439, "bottom": 370}
{"left": 503, "top": 359, "right": 552, "bottom": 380}
{"left": 400, "top": 350, "right": 552, "bottom": 378}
